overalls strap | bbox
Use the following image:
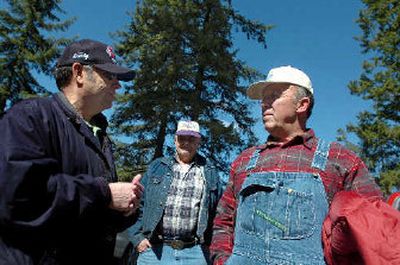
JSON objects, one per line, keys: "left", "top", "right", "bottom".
{"left": 311, "top": 138, "right": 331, "bottom": 171}
{"left": 245, "top": 149, "right": 262, "bottom": 171}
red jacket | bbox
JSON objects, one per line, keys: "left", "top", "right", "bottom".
{"left": 322, "top": 191, "right": 400, "bottom": 265}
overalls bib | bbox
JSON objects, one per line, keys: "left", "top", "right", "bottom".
{"left": 226, "top": 139, "right": 330, "bottom": 265}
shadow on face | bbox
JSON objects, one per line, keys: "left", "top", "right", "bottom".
{"left": 174, "top": 135, "right": 201, "bottom": 163}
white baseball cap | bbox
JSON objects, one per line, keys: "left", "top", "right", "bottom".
{"left": 247, "top": 65, "right": 313, "bottom": 99}
{"left": 176, "top": 120, "right": 201, "bottom": 138}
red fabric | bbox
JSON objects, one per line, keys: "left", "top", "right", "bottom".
{"left": 322, "top": 191, "right": 400, "bottom": 265}
{"left": 210, "top": 130, "right": 383, "bottom": 264}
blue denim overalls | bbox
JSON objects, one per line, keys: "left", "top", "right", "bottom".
{"left": 226, "top": 139, "right": 330, "bottom": 265}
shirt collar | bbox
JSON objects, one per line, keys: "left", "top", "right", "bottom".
{"left": 262, "top": 129, "right": 315, "bottom": 150}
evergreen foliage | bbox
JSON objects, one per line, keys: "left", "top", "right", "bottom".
{"left": 112, "top": 0, "right": 272, "bottom": 179}
{"left": 0, "top": 0, "right": 74, "bottom": 112}
{"left": 342, "top": 0, "right": 400, "bottom": 194}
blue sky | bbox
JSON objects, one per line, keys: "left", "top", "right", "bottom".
{"left": 3, "top": 0, "right": 370, "bottom": 144}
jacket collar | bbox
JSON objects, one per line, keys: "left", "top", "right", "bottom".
{"left": 53, "top": 92, "right": 108, "bottom": 130}
{"left": 52, "top": 92, "right": 110, "bottom": 166}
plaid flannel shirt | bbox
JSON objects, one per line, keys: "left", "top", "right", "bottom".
{"left": 210, "top": 129, "right": 383, "bottom": 265}
{"left": 162, "top": 162, "right": 205, "bottom": 238}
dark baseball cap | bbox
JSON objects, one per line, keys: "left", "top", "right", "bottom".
{"left": 57, "top": 39, "right": 135, "bottom": 81}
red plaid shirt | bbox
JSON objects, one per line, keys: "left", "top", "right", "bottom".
{"left": 210, "top": 129, "right": 383, "bottom": 265}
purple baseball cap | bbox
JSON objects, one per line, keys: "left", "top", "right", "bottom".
{"left": 175, "top": 121, "right": 201, "bottom": 138}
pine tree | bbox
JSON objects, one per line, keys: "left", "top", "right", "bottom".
{"left": 0, "top": 0, "right": 74, "bottom": 112}
{"left": 112, "top": 0, "right": 271, "bottom": 179}
{"left": 343, "top": 0, "right": 400, "bottom": 194}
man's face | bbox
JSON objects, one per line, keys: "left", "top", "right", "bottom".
{"left": 175, "top": 135, "right": 201, "bottom": 164}
{"left": 260, "top": 84, "right": 299, "bottom": 137}
{"left": 83, "top": 66, "right": 121, "bottom": 112}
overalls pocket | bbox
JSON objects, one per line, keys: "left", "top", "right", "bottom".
{"left": 237, "top": 173, "right": 316, "bottom": 240}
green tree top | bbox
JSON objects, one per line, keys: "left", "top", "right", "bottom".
{"left": 342, "top": 0, "right": 400, "bottom": 194}
{"left": 0, "top": 0, "right": 75, "bottom": 112}
{"left": 111, "top": 0, "right": 272, "bottom": 180}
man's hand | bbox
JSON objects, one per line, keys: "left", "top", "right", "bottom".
{"left": 136, "top": 238, "right": 152, "bottom": 253}
{"left": 127, "top": 174, "right": 144, "bottom": 215}
{"left": 108, "top": 174, "right": 143, "bottom": 215}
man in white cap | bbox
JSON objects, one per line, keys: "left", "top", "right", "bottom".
{"left": 210, "top": 66, "right": 383, "bottom": 264}
{"left": 128, "top": 120, "right": 222, "bottom": 265}
{"left": 0, "top": 39, "right": 143, "bottom": 265}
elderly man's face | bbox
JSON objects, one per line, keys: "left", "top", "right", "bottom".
{"left": 174, "top": 135, "right": 201, "bottom": 164}
{"left": 260, "top": 84, "right": 299, "bottom": 137}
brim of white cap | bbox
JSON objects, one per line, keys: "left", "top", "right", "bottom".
{"left": 95, "top": 63, "right": 135, "bottom": 81}
{"left": 246, "top": 81, "right": 313, "bottom": 99}
{"left": 247, "top": 81, "right": 292, "bottom": 100}
{"left": 176, "top": 131, "right": 201, "bottom": 138}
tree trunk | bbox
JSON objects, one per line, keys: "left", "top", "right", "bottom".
{"left": 153, "top": 115, "right": 168, "bottom": 160}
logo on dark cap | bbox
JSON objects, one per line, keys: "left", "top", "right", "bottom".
{"left": 106, "top": 46, "right": 116, "bottom": 64}
{"left": 72, "top": 52, "right": 89, "bottom": 60}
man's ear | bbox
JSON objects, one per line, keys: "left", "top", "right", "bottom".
{"left": 71, "top": 63, "right": 84, "bottom": 84}
{"left": 296, "top": 97, "right": 311, "bottom": 115}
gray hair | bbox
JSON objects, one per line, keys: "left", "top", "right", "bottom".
{"left": 294, "top": 86, "right": 314, "bottom": 119}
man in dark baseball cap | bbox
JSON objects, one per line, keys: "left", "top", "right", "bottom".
{"left": 0, "top": 38, "right": 143, "bottom": 265}
{"left": 57, "top": 39, "right": 135, "bottom": 81}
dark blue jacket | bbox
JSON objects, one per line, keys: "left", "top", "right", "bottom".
{"left": 128, "top": 155, "right": 222, "bottom": 248}
{"left": 0, "top": 93, "right": 135, "bottom": 265}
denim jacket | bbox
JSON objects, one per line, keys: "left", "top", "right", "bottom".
{"left": 128, "top": 154, "right": 222, "bottom": 247}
